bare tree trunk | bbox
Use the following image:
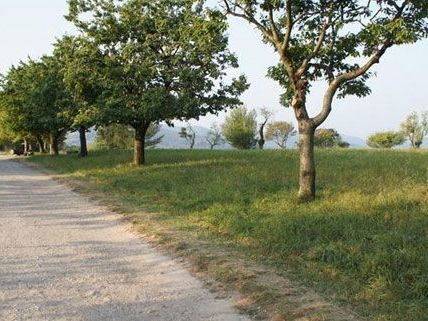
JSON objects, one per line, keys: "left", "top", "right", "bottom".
{"left": 36, "top": 136, "right": 46, "bottom": 153}
{"left": 258, "top": 120, "right": 268, "bottom": 149}
{"left": 78, "top": 126, "right": 88, "bottom": 157}
{"left": 23, "top": 138, "right": 28, "bottom": 155}
{"left": 298, "top": 124, "right": 316, "bottom": 202}
{"left": 50, "top": 134, "right": 59, "bottom": 156}
{"left": 133, "top": 123, "right": 149, "bottom": 165}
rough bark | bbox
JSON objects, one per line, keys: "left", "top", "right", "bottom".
{"left": 78, "top": 126, "right": 88, "bottom": 158}
{"left": 133, "top": 123, "right": 150, "bottom": 166}
{"left": 298, "top": 124, "right": 316, "bottom": 202}
{"left": 50, "top": 134, "right": 59, "bottom": 156}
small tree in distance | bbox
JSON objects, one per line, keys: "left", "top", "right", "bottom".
{"left": 265, "top": 121, "right": 296, "bottom": 149}
{"left": 257, "top": 107, "right": 273, "bottom": 149}
{"left": 222, "top": 106, "right": 257, "bottom": 150}
{"left": 400, "top": 111, "right": 428, "bottom": 148}
{"left": 367, "top": 131, "right": 405, "bottom": 149}
{"left": 179, "top": 123, "right": 196, "bottom": 149}
{"left": 206, "top": 124, "right": 225, "bottom": 150}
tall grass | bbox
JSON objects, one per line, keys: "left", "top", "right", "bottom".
{"left": 30, "top": 149, "right": 428, "bottom": 321}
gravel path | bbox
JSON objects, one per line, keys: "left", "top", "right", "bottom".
{"left": 0, "top": 156, "right": 250, "bottom": 321}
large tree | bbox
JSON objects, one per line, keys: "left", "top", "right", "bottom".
{"left": 68, "top": 0, "right": 248, "bottom": 165}
{"left": 222, "top": 0, "right": 428, "bottom": 201}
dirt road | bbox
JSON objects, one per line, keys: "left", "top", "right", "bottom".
{"left": 0, "top": 157, "right": 250, "bottom": 321}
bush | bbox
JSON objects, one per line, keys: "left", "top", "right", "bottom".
{"left": 222, "top": 106, "right": 257, "bottom": 149}
{"left": 367, "top": 131, "right": 405, "bottom": 148}
{"left": 314, "top": 128, "right": 349, "bottom": 148}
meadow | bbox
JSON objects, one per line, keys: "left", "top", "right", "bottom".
{"left": 29, "top": 149, "right": 428, "bottom": 321}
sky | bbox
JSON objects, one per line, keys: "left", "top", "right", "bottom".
{"left": 1, "top": 0, "right": 427, "bottom": 139}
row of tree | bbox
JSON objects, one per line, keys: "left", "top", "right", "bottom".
{"left": 180, "top": 106, "right": 348, "bottom": 150}
{"left": 97, "top": 107, "right": 427, "bottom": 151}
{"left": 367, "top": 111, "right": 428, "bottom": 148}
{"left": 0, "top": 0, "right": 247, "bottom": 164}
{"left": 1, "top": 0, "right": 427, "bottom": 202}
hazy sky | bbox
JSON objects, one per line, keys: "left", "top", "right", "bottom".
{"left": 1, "top": 0, "right": 427, "bottom": 138}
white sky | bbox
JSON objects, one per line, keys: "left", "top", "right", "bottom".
{"left": 1, "top": 0, "right": 427, "bottom": 138}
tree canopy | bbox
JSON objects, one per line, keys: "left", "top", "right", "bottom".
{"left": 67, "top": 0, "right": 248, "bottom": 164}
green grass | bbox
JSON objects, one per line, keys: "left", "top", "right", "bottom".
{"left": 29, "top": 149, "right": 428, "bottom": 321}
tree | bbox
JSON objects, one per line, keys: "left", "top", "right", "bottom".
{"left": 179, "top": 123, "right": 196, "bottom": 149}
{"left": 206, "top": 123, "right": 225, "bottom": 150}
{"left": 314, "top": 128, "right": 349, "bottom": 148}
{"left": 53, "top": 35, "right": 105, "bottom": 157}
{"left": 96, "top": 123, "right": 164, "bottom": 150}
{"left": 68, "top": 0, "right": 248, "bottom": 165}
{"left": 0, "top": 108, "right": 14, "bottom": 151}
{"left": 222, "top": 0, "right": 428, "bottom": 201}
{"left": 257, "top": 107, "right": 273, "bottom": 149}
{"left": 367, "top": 131, "right": 405, "bottom": 148}
{"left": 400, "top": 111, "right": 428, "bottom": 148}
{"left": 265, "top": 121, "right": 296, "bottom": 149}
{"left": 0, "top": 57, "right": 72, "bottom": 155}
{"left": 222, "top": 106, "right": 257, "bottom": 149}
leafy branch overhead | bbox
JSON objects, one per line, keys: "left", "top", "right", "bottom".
{"left": 222, "top": 0, "right": 428, "bottom": 123}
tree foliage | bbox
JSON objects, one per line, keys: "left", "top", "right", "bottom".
{"left": 0, "top": 56, "right": 73, "bottom": 155}
{"left": 95, "top": 123, "right": 163, "bottom": 150}
{"left": 222, "top": 106, "right": 257, "bottom": 149}
{"left": 314, "top": 128, "right": 349, "bottom": 148}
{"left": 367, "top": 131, "right": 405, "bottom": 148}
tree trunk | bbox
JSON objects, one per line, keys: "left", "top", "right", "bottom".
{"left": 258, "top": 125, "right": 265, "bottom": 150}
{"left": 50, "top": 134, "right": 59, "bottom": 156}
{"left": 133, "top": 123, "right": 149, "bottom": 165}
{"left": 78, "top": 126, "right": 88, "bottom": 157}
{"left": 36, "top": 136, "right": 46, "bottom": 153}
{"left": 298, "top": 125, "right": 316, "bottom": 202}
{"left": 23, "top": 138, "right": 28, "bottom": 155}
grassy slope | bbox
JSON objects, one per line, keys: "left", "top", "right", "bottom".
{"left": 29, "top": 149, "right": 428, "bottom": 321}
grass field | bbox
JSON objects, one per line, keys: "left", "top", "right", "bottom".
{"left": 29, "top": 149, "right": 428, "bottom": 321}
